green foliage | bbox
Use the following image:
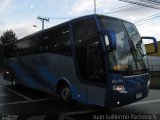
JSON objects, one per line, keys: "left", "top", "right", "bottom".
{"left": 0, "top": 30, "right": 18, "bottom": 58}
{"left": 0, "top": 30, "right": 18, "bottom": 45}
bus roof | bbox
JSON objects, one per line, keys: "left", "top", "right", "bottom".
{"left": 17, "top": 14, "right": 131, "bottom": 42}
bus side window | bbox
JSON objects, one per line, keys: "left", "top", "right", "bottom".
{"left": 22, "top": 40, "right": 30, "bottom": 55}
{"left": 50, "top": 25, "right": 72, "bottom": 56}
{"left": 16, "top": 39, "right": 36, "bottom": 56}
{"left": 31, "top": 36, "right": 41, "bottom": 54}
{"left": 15, "top": 42, "right": 23, "bottom": 56}
{"left": 38, "top": 34, "right": 51, "bottom": 53}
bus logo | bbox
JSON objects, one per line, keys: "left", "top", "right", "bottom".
{"left": 32, "top": 56, "right": 50, "bottom": 67}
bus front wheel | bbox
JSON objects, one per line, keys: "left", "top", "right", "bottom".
{"left": 60, "top": 84, "right": 72, "bottom": 103}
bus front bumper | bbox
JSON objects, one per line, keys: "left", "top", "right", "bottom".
{"left": 106, "top": 86, "right": 149, "bottom": 107}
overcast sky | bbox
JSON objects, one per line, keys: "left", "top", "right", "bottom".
{"left": 0, "top": 0, "right": 159, "bottom": 41}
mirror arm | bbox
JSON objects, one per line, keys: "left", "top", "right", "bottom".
{"left": 141, "top": 37, "right": 158, "bottom": 53}
{"left": 97, "top": 29, "right": 117, "bottom": 52}
{"left": 107, "top": 30, "right": 117, "bottom": 52}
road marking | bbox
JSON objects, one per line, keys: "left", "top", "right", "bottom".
{"left": 59, "top": 109, "right": 101, "bottom": 120}
{"left": 130, "top": 99, "right": 160, "bottom": 106}
{"left": 0, "top": 97, "right": 58, "bottom": 106}
{"left": 27, "top": 115, "right": 46, "bottom": 120}
{"left": 61, "top": 109, "right": 97, "bottom": 115}
{"left": 3, "top": 86, "right": 32, "bottom": 101}
{"left": 0, "top": 76, "right": 32, "bottom": 101}
{"left": 0, "top": 84, "right": 32, "bottom": 101}
{"left": 59, "top": 116, "right": 74, "bottom": 120}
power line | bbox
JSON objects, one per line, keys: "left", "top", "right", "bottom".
{"left": 35, "top": 1, "right": 160, "bottom": 27}
{"left": 36, "top": 3, "right": 146, "bottom": 21}
{"left": 135, "top": 13, "right": 160, "bottom": 23}
{"left": 118, "top": 0, "right": 160, "bottom": 10}
{"left": 136, "top": 15, "right": 160, "bottom": 25}
{"left": 45, "top": 6, "right": 139, "bottom": 21}
{"left": 104, "top": 4, "right": 135, "bottom": 11}
{"left": 49, "top": 17, "right": 75, "bottom": 19}
{"left": 104, "top": 6, "right": 141, "bottom": 14}
{"left": 144, "top": 0, "right": 160, "bottom": 4}
{"left": 41, "top": 4, "right": 142, "bottom": 20}
{"left": 139, "top": 0, "right": 160, "bottom": 5}
{"left": 134, "top": 13, "right": 160, "bottom": 26}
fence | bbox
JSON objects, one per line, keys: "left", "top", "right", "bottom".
{"left": 149, "top": 65, "right": 160, "bottom": 72}
{"left": 149, "top": 65, "right": 160, "bottom": 88}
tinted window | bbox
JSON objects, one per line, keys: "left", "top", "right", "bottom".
{"left": 38, "top": 33, "right": 51, "bottom": 53}
{"left": 15, "top": 25, "right": 72, "bottom": 56}
{"left": 16, "top": 41, "right": 28, "bottom": 56}
{"left": 15, "top": 39, "right": 35, "bottom": 56}
{"left": 73, "top": 18, "right": 105, "bottom": 83}
{"left": 50, "top": 26, "right": 72, "bottom": 56}
{"left": 100, "top": 17, "right": 137, "bottom": 72}
{"left": 15, "top": 41, "right": 24, "bottom": 56}
{"left": 100, "top": 16, "right": 148, "bottom": 75}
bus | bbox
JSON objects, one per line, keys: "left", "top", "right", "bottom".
{"left": 3, "top": 14, "right": 158, "bottom": 107}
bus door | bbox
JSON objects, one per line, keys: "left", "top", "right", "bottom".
{"left": 86, "top": 40, "right": 106, "bottom": 106}
{"left": 73, "top": 18, "right": 106, "bottom": 106}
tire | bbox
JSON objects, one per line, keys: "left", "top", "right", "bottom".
{"left": 60, "top": 84, "right": 72, "bottom": 103}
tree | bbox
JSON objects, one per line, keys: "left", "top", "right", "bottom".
{"left": 0, "top": 30, "right": 18, "bottom": 58}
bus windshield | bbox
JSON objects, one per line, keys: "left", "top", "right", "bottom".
{"left": 100, "top": 16, "right": 149, "bottom": 75}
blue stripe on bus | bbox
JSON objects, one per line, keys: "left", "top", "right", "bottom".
{"left": 7, "top": 61, "right": 54, "bottom": 92}
{"left": 33, "top": 67, "right": 58, "bottom": 84}
{"left": 9, "top": 62, "right": 41, "bottom": 88}
{"left": 7, "top": 60, "right": 89, "bottom": 103}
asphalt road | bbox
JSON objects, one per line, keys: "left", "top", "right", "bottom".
{"left": 0, "top": 75, "right": 159, "bottom": 120}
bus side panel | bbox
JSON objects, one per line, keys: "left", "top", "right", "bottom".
{"left": 4, "top": 58, "right": 49, "bottom": 92}
{"left": 87, "top": 85, "right": 106, "bottom": 106}
{"left": 7, "top": 53, "right": 88, "bottom": 103}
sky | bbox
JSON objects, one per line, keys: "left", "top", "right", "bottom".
{"left": 0, "top": 0, "right": 159, "bottom": 41}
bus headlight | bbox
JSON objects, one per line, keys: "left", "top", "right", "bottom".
{"left": 112, "top": 85, "right": 125, "bottom": 91}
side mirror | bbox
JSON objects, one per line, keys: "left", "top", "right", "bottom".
{"left": 141, "top": 37, "right": 158, "bottom": 54}
{"left": 105, "top": 30, "right": 117, "bottom": 52}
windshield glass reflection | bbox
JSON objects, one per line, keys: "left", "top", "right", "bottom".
{"left": 100, "top": 16, "right": 149, "bottom": 74}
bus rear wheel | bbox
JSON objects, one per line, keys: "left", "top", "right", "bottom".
{"left": 60, "top": 84, "right": 72, "bottom": 103}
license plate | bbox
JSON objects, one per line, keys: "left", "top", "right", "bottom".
{"left": 136, "top": 93, "right": 142, "bottom": 99}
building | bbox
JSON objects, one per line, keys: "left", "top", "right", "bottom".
{"left": 145, "top": 41, "right": 160, "bottom": 71}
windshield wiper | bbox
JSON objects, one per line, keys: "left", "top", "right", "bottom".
{"left": 128, "top": 39, "right": 139, "bottom": 69}
{"left": 129, "top": 39, "right": 147, "bottom": 70}
{"left": 136, "top": 40, "right": 146, "bottom": 57}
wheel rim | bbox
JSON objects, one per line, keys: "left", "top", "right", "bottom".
{"left": 61, "top": 87, "right": 71, "bottom": 100}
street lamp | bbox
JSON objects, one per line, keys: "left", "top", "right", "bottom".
{"left": 33, "top": 25, "right": 41, "bottom": 30}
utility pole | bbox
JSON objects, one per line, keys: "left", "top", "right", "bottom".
{"left": 37, "top": 16, "right": 49, "bottom": 30}
{"left": 94, "top": 0, "right": 96, "bottom": 14}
